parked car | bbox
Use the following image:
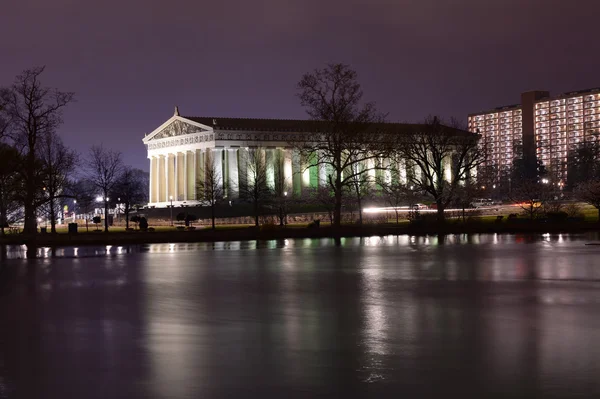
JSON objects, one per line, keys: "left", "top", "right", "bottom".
{"left": 412, "top": 203, "right": 428, "bottom": 210}
{"left": 471, "top": 198, "right": 494, "bottom": 208}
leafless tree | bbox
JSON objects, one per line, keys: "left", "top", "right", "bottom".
{"left": 295, "top": 63, "right": 386, "bottom": 228}
{"left": 38, "top": 131, "right": 78, "bottom": 233}
{"left": 113, "top": 167, "right": 148, "bottom": 229}
{"left": 86, "top": 145, "right": 124, "bottom": 232}
{"left": 196, "top": 150, "right": 224, "bottom": 230}
{"left": 239, "top": 148, "right": 272, "bottom": 227}
{"left": 376, "top": 172, "right": 419, "bottom": 224}
{"left": 510, "top": 178, "right": 551, "bottom": 219}
{"left": 0, "top": 143, "right": 23, "bottom": 235}
{"left": 575, "top": 181, "right": 600, "bottom": 223}
{"left": 347, "top": 159, "right": 374, "bottom": 225}
{"left": 0, "top": 66, "right": 74, "bottom": 235}
{"left": 304, "top": 186, "right": 336, "bottom": 224}
{"left": 391, "top": 116, "right": 484, "bottom": 222}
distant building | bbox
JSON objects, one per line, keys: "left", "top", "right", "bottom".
{"left": 468, "top": 88, "right": 600, "bottom": 185}
{"left": 142, "top": 108, "right": 464, "bottom": 208}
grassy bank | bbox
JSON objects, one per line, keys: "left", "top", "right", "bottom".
{"left": 2, "top": 218, "right": 600, "bottom": 247}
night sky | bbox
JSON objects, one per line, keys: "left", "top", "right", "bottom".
{"left": 2, "top": 0, "right": 599, "bottom": 171}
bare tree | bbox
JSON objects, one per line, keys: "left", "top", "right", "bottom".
{"left": 0, "top": 143, "right": 23, "bottom": 235}
{"left": 347, "top": 159, "right": 374, "bottom": 225}
{"left": 376, "top": 172, "right": 418, "bottom": 224}
{"left": 296, "top": 63, "right": 386, "bottom": 228}
{"left": 196, "top": 150, "right": 224, "bottom": 230}
{"left": 113, "top": 167, "right": 148, "bottom": 229}
{"left": 510, "top": 178, "right": 551, "bottom": 219}
{"left": 86, "top": 145, "right": 124, "bottom": 232}
{"left": 66, "top": 178, "right": 96, "bottom": 232}
{"left": 304, "top": 186, "right": 336, "bottom": 224}
{"left": 239, "top": 148, "right": 272, "bottom": 227}
{"left": 392, "top": 116, "right": 484, "bottom": 222}
{"left": 0, "top": 66, "right": 74, "bottom": 235}
{"left": 38, "top": 131, "right": 78, "bottom": 233}
{"left": 575, "top": 181, "right": 600, "bottom": 223}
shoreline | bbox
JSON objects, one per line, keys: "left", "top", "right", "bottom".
{"left": 1, "top": 222, "right": 599, "bottom": 247}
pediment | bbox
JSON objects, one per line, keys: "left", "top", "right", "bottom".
{"left": 150, "top": 119, "right": 208, "bottom": 140}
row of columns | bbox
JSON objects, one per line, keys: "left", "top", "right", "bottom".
{"left": 148, "top": 148, "right": 456, "bottom": 205}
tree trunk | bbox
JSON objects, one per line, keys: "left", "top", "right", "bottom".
{"left": 395, "top": 210, "right": 399, "bottom": 224}
{"left": 49, "top": 197, "right": 57, "bottom": 234}
{"left": 436, "top": 201, "right": 445, "bottom": 223}
{"left": 104, "top": 201, "right": 109, "bottom": 232}
{"left": 125, "top": 205, "right": 130, "bottom": 229}
{"left": 254, "top": 202, "right": 259, "bottom": 227}
{"left": 211, "top": 204, "right": 216, "bottom": 230}
{"left": 334, "top": 187, "right": 342, "bottom": 228}
{"left": 357, "top": 195, "right": 363, "bottom": 225}
{"left": 597, "top": 207, "right": 600, "bottom": 224}
{"left": 23, "top": 155, "right": 38, "bottom": 236}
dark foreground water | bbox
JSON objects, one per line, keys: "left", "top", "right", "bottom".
{"left": 1, "top": 234, "right": 600, "bottom": 398}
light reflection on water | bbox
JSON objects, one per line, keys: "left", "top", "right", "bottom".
{"left": 2, "top": 232, "right": 598, "bottom": 261}
{"left": 2, "top": 233, "right": 600, "bottom": 397}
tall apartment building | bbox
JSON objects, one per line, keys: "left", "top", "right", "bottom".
{"left": 468, "top": 88, "right": 600, "bottom": 185}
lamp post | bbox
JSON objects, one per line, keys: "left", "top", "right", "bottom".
{"left": 73, "top": 199, "right": 77, "bottom": 223}
{"left": 169, "top": 195, "right": 174, "bottom": 226}
{"left": 283, "top": 191, "right": 288, "bottom": 226}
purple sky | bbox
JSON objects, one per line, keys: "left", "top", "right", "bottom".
{"left": 2, "top": 0, "right": 599, "bottom": 171}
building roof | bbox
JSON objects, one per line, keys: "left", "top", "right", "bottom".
{"left": 183, "top": 116, "right": 470, "bottom": 136}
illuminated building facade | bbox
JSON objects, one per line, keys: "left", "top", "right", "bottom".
{"left": 468, "top": 88, "right": 600, "bottom": 185}
{"left": 143, "top": 108, "right": 465, "bottom": 208}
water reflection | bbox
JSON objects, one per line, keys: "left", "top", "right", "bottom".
{"left": 2, "top": 234, "right": 600, "bottom": 397}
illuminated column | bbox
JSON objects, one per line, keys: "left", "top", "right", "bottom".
{"left": 195, "top": 149, "right": 205, "bottom": 196}
{"left": 367, "top": 158, "right": 376, "bottom": 180}
{"left": 167, "top": 153, "right": 175, "bottom": 202}
{"left": 227, "top": 148, "right": 239, "bottom": 198}
{"left": 266, "top": 148, "right": 275, "bottom": 189}
{"left": 444, "top": 156, "right": 452, "bottom": 183}
{"left": 238, "top": 147, "right": 248, "bottom": 194}
{"left": 292, "top": 149, "right": 302, "bottom": 196}
{"left": 383, "top": 157, "right": 391, "bottom": 185}
{"left": 158, "top": 155, "right": 166, "bottom": 202}
{"left": 177, "top": 152, "right": 186, "bottom": 200}
{"left": 399, "top": 159, "right": 407, "bottom": 185}
{"left": 213, "top": 148, "right": 223, "bottom": 191}
{"left": 186, "top": 150, "right": 196, "bottom": 201}
{"left": 283, "top": 148, "right": 293, "bottom": 191}
{"left": 149, "top": 157, "right": 156, "bottom": 203}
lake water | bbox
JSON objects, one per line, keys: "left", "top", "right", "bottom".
{"left": 1, "top": 234, "right": 600, "bottom": 398}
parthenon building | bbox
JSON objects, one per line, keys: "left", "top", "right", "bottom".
{"left": 143, "top": 108, "right": 459, "bottom": 208}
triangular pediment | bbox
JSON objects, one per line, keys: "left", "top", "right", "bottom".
{"left": 143, "top": 116, "right": 213, "bottom": 143}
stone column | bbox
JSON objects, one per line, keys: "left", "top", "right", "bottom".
{"left": 213, "top": 148, "right": 223, "bottom": 191}
{"left": 158, "top": 155, "right": 166, "bottom": 202}
{"left": 149, "top": 157, "right": 155, "bottom": 203}
{"left": 196, "top": 149, "right": 205, "bottom": 200}
{"left": 186, "top": 150, "right": 196, "bottom": 200}
{"left": 238, "top": 147, "right": 248, "bottom": 195}
{"left": 292, "top": 149, "right": 302, "bottom": 196}
{"left": 283, "top": 148, "right": 293, "bottom": 192}
{"left": 175, "top": 152, "right": 184, "bottom": 201}
{"left": 266, "top": 148, "right": 275, "bottom": 189}
{"left": 167, "top": 153, "right": 175, "bottom": 202}
{"left": 227, "top": 148, "right": 239, "bottom": 198}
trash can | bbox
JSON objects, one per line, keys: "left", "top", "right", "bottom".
{"left": 40, "top": 227, "right": 47, "bottom": 234}
{"left": 68, "top": 223, "right": 78, "bottom": 234}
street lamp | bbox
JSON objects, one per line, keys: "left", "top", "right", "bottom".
{"left": 169, "top": 195, "right": 174, "bottom": 226}
{"left": 283, "top": 191, "right": 288, "bottom": 226}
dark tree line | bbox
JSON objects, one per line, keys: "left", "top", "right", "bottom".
{"left": 0, "top": 67, "right": 147, "bottom": 235}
